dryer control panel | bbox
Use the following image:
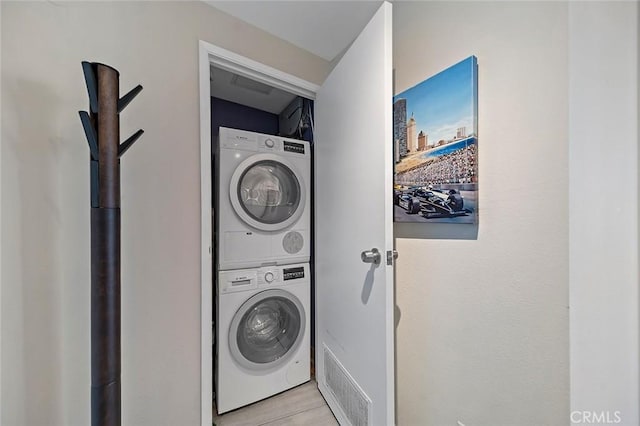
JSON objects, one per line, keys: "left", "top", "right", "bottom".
{"left": 220, "top": 127, "right": 309, "bottom": 158}
{"left": 283, "top": 141, "right": 306, "bottom": 155}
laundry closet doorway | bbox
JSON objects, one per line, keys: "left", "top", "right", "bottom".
{"left": 198, "top": 3, "right": 395, "bottom": 425}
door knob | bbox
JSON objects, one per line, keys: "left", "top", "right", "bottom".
{"left": 361, "top": 248, "right": 381, "bottom": 265}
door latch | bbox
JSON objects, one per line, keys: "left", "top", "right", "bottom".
{"left": 386, "top": 249, "right": 398, "bottom": 266}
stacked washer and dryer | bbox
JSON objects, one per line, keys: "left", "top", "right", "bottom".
{"left": 215, "top": 127, "right": 312, "bottom": 414}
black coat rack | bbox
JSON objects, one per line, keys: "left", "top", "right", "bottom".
{"left": 79, "top": 61, "right": 144, "bottom": 426}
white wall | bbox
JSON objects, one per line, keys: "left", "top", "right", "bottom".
{"left": 0, "top": 2, "right": 329, "bottom": 425}
{"left": 393, "top": 2, "right": 570, "bottom": 425}
{"left": 569, "top": 2, "right": 639, "bottom": 425}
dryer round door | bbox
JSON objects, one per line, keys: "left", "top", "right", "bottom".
{"left": 229, "top": 289, "right": 306, "bottom": 372}
{"left": 229, "top": 153, "right": 306, "bottom": 232}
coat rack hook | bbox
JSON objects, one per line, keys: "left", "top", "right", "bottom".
{"left": 79, "top": 111, "right": 99, "bottom": 160}
{"left": 81, "top": 62, "right": 99, "bottom": 114}
{"left": 119, "top": 129, "right": 144, "bottom": 157}
{"left": 117, "top": 85, "right": 143, "bottom": 113}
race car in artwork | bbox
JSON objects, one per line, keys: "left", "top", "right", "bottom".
{"left": 413, "top": 187, "right": 468, "bottom": 218}
{"left": 394, "top": 187, "right": 422, "bottom": 214}
{"left": 393, "top": 186, "right": 422, "bottom": 214}
{"left": 395, "top": 185, "right": 469, "bottom": 217}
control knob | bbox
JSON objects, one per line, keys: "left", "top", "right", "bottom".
{"left": 264, "top": 271, "right": 275, "bottom": 283}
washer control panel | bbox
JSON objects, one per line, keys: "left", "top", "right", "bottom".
{"left": 257, "top": 263, "right": 309, "bottom": 288}
{"left": 219, "top": 270, "right": 258, "bottom": 294}
{"left": 283, "top": 266, "right": 305, "bottom": 281}
{"left": 219, "top": 263, "right": 309, "bottom": 293}
{"left": 257, "top": 269, "right": 279, "bottom": 285}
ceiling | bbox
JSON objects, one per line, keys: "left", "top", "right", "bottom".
{"left": 206, "top": 1, "right": 383, "bottom": 113}
{"left": 210, "top": 65, "right": 298, "bottom": 114}
{"left": 204, "top": 1, "right": 383, "bottom": 61}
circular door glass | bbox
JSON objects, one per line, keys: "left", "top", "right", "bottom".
{"left": 236, "top": 295, "right": 302, "bottom": 365}
{"left": 237, "top": 160, "right": 301, "bottom": 225}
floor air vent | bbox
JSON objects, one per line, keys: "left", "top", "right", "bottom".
{"left": 323, "top": 345, "right": 371, "bottom": 426}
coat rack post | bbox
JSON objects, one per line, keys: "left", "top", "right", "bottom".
{"left": 79, "top": 61, "right": 144, "bottom": 426}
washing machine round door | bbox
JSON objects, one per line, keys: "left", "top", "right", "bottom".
{"left": 229, "top": 289, "right": 305, "bottom": 371}
{"left": 230, "top": 153, "right": 305, "bottom": 232}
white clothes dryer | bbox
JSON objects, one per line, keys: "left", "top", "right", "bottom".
{"left": 216, "top": 127, "right": 311, "bottom": 271}
{"left": 215, "top": 263, "right": 310, "bottom": 414}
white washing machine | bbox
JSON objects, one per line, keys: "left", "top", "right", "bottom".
{"left": 215, "top": 263, "right": 310, "bottom": 414}
{"left": 216, "top": 127, "right": 311, "bottom": 271}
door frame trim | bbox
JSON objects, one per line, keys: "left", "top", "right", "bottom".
{"left": 198, "top": 40, "right": 320, "bottom": 426}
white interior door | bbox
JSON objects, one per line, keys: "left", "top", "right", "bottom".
{"left": 314, "top": 2, "right": 394, "bottom": 425}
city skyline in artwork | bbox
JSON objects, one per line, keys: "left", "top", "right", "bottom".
{"left": 393, "top": 56, "right": 478, "bottom": 224}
